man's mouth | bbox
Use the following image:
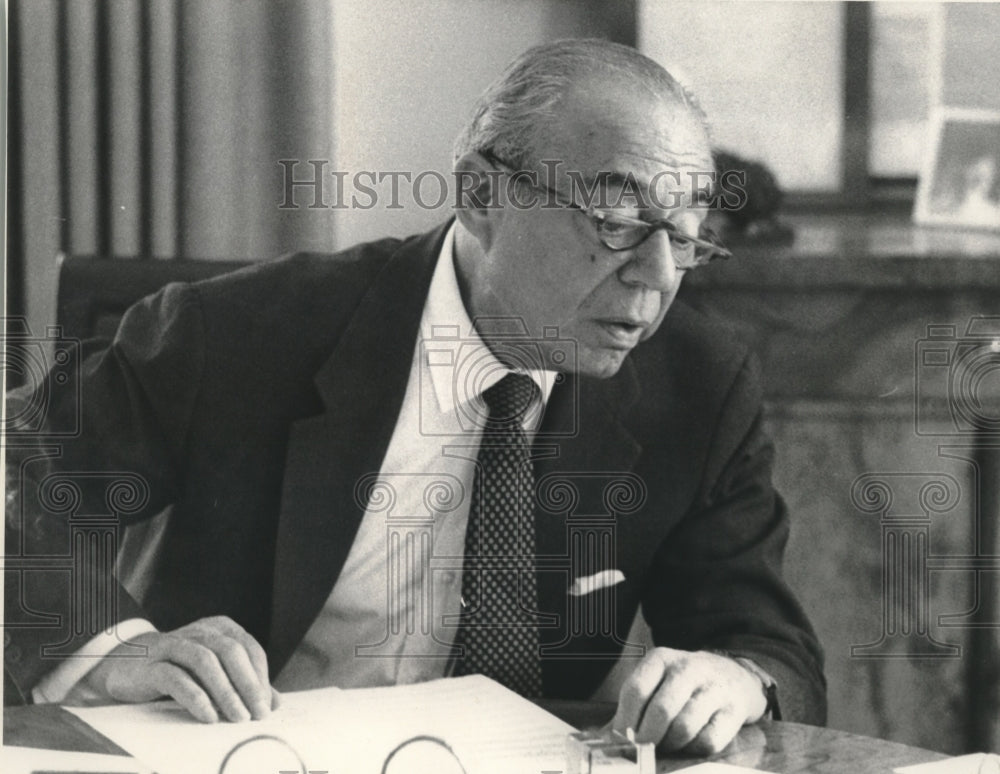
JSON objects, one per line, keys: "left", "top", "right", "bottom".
{"left": 595, "top": 318, "right": 647, "bottom": 346}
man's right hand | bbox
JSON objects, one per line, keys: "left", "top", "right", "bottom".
{"left": 86, "top": 616, "right": 279, "bottom": 723}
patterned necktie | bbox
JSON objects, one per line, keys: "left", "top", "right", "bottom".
{"left": 453, "top": 372, "right": 543, "bottom": 697}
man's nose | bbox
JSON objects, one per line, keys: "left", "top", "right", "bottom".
{"left": 617, "top": 228, "right": 680, "bottom": 292}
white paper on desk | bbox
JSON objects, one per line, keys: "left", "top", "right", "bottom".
{"left": 895, "top": 753, "right": 1000, "bottom": 774}
{"left": 0, "top": 744, "right": 153, "bottom": 774}
{"left": 68, "top": 675, "right": 574, "bottom": 774}
{"left": 670, "top": 763, "right": 776, "bottom": 773}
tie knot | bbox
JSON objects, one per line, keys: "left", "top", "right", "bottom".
{"left": 482, "top": 373, "right": 539, "bottom": 425}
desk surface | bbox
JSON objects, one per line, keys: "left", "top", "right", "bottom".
{"left": 541, "top": 700, "right": 949, "bottom": 773}
{"left": 5, "top": 701, "right": 949, "bottom": 774}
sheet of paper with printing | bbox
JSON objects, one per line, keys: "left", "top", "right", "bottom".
{"left": 68, "top": 674, "right": 574, "bottom": 773}
{"left": 668, "top": 764, "right": 774, "bottom": 774}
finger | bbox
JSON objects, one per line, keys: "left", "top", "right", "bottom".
{"left": 659, "top": 688, "right": 722, "bottom": 751}
{"left": 189, "top": 616, "right": 273, "bottom": 720}
{"left": 232, "top": 629, "right": 271, "bottom": 686}
{"left": 685, "top": 709, "right": 743, "bottom": 756}
{"left": 155, "top": 637, "right": 251, "bottom": 722}
{"left": 633, "top": 670, "right": 698, "bottom": 745}
{"left": 226, "top": 631, "right": 273, "bottom": 718}
{"left": 612, "top": 653, "right": 667, "bottom": 735}
{"left": 615, "top": 649, "right": 698, "bottom": 740}
{"left": 271, "top": 687, "right": 282, "bottom": 711}
{"left": 205, "top": 634, "right": 272, "bottom": 721}
{"left": 200, "top": 618, "right": 271, "bottom": 684}
{"left": 149, "top": 662, "right": 219, "bottom": 724}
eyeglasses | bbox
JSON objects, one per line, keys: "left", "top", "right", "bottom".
{"left": 483, "top": 153, "right": 732, "bottom": 269}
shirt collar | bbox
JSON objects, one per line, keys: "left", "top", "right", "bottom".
{"left": 420, "top": 223, "right": 557, "bottom": 422}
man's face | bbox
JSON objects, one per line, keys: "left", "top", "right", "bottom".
{"left": 473, "top": 80, "right": 713, "bottom": 378}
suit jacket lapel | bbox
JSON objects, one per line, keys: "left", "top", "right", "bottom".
{"left": 533, "top": 363, "right": 644, "bottom": 690}
{"left": 267, "top": 223, "right": 450, "bottom": 669}
{"left": 535, "top": 364, "right": 641, "bottom": 481}
{"left": 534, "top": 362, "right": 642, "bottom": 556}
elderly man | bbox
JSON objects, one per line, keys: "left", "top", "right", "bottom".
{"left": 5, "top": 39, "right": 825, "bottom": 754}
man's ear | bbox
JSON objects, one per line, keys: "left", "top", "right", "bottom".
{"left": 453, "top": 152, "right": 503, "bottom": 248}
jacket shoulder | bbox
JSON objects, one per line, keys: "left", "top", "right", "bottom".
{"left": 197, "top": 235, "right": 407, "bottom": 313}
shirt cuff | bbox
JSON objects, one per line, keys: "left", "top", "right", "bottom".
{"left": 31, "top": 618, "right": 158, "bottom": 705}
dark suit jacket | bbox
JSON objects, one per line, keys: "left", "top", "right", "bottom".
{"left": 5, "top": 222, "right": 825, "bottom": 722}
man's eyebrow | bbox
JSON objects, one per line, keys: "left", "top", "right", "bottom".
{"left": 572, "top": 170, "right": 644, "bottom": 191}
{"left": 572, "top": 168, "right": 709, "bottom": 194}
{"left": 562, "top": 170, "right": 649, "bottom": 209}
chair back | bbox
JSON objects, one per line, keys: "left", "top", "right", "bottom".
{"left": 56, "top": 254, "right": 252, "bottom": 340}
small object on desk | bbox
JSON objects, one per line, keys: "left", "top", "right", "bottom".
{"left": 565, "top": 728, "right": 655, "bottom": 774}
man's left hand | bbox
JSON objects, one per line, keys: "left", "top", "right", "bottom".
{"left": 611, "top": 647, "right": 768, "bottom": 754}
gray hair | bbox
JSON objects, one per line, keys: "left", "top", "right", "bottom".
{"left": 453, "top": 38, "right": 709, "bottom": 168}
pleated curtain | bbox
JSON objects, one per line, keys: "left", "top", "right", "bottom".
{"left": 8, "top": 0, "right": 337, "bottom": 331}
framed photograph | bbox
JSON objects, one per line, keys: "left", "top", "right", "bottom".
{"left": 915, "top": 107, "right": 1000, "bottom": 230}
